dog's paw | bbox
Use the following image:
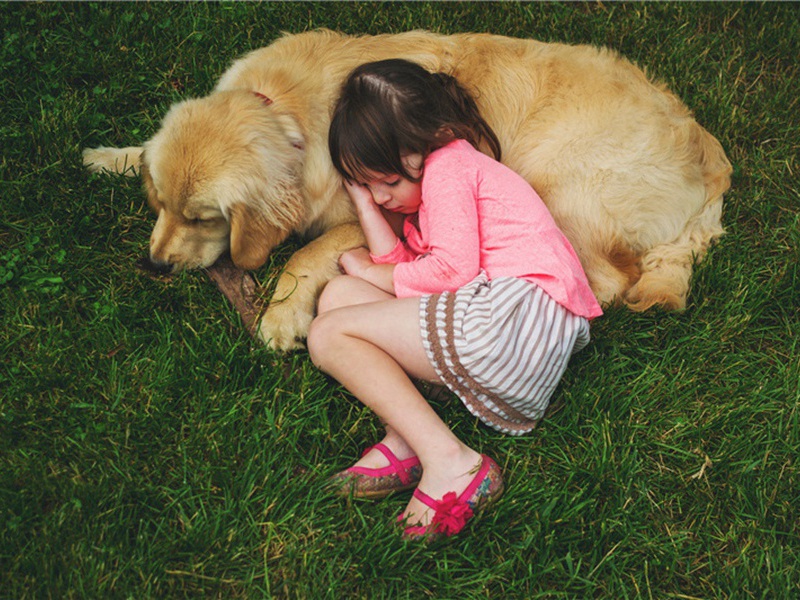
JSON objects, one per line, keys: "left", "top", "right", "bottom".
{"left": 257, "top": 301, "right": 314, "bottom": 352}
{"left": 624, "top": 269, "right": 688, "bottom": 312}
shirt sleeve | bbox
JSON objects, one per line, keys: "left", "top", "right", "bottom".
{"left": 370, "top": 237, "right": 417, "bottom": 264}
{"left": 392, "top": 151, "right": 482, "bottom": 297}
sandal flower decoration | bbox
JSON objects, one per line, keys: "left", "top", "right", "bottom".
{"left": 430, "top": 492, "right": 474, "bottom": 535}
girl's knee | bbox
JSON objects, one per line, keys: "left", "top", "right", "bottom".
{"left": 317, "top": 275, "right": 356, "bottom": 315}
{"left": 306, "top": 312, "right": 339, "bottom": 370}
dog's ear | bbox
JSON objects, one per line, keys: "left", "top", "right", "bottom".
{"left": 229, "top": 203, "right": 290, "bottom": 270}
{"left": 139, "top": 151, "right": 161, "bottom": 212}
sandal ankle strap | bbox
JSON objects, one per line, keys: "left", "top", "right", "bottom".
{"left": 364, "top": 443, "right": 418, "bottom": 485}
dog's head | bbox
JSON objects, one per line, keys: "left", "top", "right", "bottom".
{"left": 140, "top": 90, "right": 305, "bottom": 273}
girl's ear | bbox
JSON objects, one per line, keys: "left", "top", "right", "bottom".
{"left": 400, "top": 153, "right": 424, "bottom": 182}
{"left": 434, "top": 126, "right": 455, "bottom": 142}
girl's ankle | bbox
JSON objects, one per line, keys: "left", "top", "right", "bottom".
{"left": 420, "top": 445, "right": 482, "bottom": 485}
{"left": 379, "top": 435, "right": 416, "bottom": 462}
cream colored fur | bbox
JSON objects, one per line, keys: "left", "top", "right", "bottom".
{"left": 83, "top": 29, "right": 731, "bottom": 350}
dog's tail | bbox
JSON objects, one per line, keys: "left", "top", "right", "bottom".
{"left": 83, "top": 146, "right": 144, "bottom": 177}
{"left": 624, "top": 125, "right": 732, "bottom": 311}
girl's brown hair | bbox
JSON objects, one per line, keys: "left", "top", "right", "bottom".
{"left": 329, "top": 59, "right": 501, "bottom": 183}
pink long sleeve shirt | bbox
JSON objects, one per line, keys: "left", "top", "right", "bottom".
{"left": 371, "top": 139, "right": 603, "bottom": 320}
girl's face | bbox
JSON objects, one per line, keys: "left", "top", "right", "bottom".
{"left": 358, "top": 154, "right": 423, "bottom": 214}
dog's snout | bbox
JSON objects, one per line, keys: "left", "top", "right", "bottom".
{"left": 137, "top": 256, "right": 174, "bottom": 276}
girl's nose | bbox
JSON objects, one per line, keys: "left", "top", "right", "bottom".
{"left": 372, "top": 188, "right": 391, "bottom": 205}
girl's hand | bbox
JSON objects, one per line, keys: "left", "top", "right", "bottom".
{"left": 344, "top": 180, "right": 379, "bottom": 214}
{"left": 339, "top": 247, "right": 397, "bottom": 295}
{"left": 343, "top": 180, "right": 401, "bottom": 257}
{"left": 339, "top": 247, "right": 374, "bottom": 279}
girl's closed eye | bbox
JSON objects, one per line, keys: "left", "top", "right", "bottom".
{"left": 362, "top": 176, "right": 400, "bottom": 188}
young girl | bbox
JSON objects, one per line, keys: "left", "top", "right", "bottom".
{"left": 307, "top": 59, "right": 602, "bottom": 540}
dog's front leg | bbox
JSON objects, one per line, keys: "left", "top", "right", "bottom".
{"left": 82, "top": 146, "right": 144, "bottom": 176}
{"left": 258, "top": 222, "right": 365, "bottom": 351}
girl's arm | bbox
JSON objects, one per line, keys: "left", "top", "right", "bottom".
{"left": 339, "top": 247, "right": 396, "bottom": 295}
{"left": 344, "top": 181, "right": 400, "bottom": 256}
{"left": 339, "top": 181, "right": 412, "bottom": 295}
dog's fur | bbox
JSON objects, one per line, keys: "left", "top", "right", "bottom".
{"left": 84, "top": 29, "right": 731, "bottom": 350}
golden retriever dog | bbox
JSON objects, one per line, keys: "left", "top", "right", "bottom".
{"left": 83, "top": 29, "right": 731, "bottom": 350}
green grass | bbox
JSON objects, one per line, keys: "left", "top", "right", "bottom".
{"left": 1, "top": 2, "right": 798, "bottom": 598}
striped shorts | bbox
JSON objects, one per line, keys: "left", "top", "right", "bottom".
{"left": 419, "top": 273, "right": 590, "bottom": 436}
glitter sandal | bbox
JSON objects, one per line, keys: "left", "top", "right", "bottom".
{"left": 399, "top": 454, "right": 503, "bottom": 540}
{"left": 330, "top": 443, "right": 422, "bottom": 499}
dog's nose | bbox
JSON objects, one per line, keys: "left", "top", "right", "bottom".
{"left": 137, "top": 256, "right": 174, "bottom": 275}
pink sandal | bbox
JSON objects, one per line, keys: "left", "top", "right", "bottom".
{"left": 400, "top": 455, "right": 504, "bottom": 540}
{"left": 330, "top": 443, "right": 422, "bottom": 499}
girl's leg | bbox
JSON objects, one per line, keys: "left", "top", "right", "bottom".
{"left": 307, "top": 297, "right": 484, "bottom": 525}
{"left": 317, "top": 274, "right": 394, "bottom": 313}
{"left": 317, "top": 275, "right": 414, "bottom": 467}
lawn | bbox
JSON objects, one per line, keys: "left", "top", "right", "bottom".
{"left": 1, "top": 2, "right": 798, "bottom": 598}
